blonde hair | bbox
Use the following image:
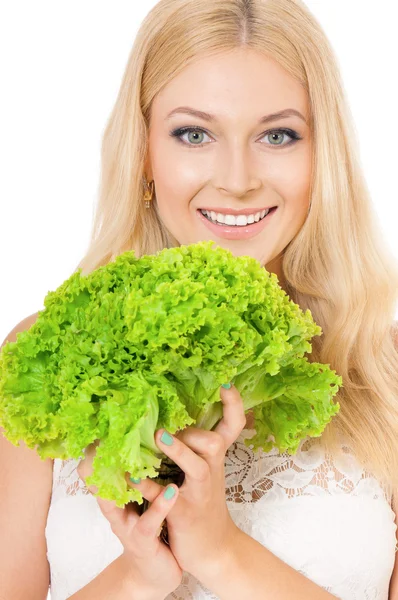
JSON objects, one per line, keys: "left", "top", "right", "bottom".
{"left": 74, "top": 0, "right": 398, "bottom": 497}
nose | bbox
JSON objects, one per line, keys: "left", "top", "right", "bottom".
{"left": 213, "top": 144, "right": 262, "bottom": 198}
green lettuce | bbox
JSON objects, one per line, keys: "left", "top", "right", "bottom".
{"left": 0, "top": 241, "right": 342, "bottom": 507}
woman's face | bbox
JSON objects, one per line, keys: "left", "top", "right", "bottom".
{"left": 145, "top": 48, "right": 312, "bottom": 290}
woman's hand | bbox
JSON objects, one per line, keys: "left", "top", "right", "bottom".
{"left": 77, "top": 441, "right": 183, "bottom": 599}
{"left": 128, "top": 384, "right": 246, "bottom": 583}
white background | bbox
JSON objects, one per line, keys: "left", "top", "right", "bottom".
{"left": 0, "top": 3, "right": 396, "bottom": 597}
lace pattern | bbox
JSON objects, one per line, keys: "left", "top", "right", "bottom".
{"left": 45, "top": 429, "right": 397, "bottom": 600}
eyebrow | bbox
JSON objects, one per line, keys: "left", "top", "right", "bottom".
{"left": 165, "top": 106, "right": 308, "bottom": 125}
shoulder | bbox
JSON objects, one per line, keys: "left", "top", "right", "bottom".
{"left": 0, "top": 312, "right": 54, "bottom": 478}
{"left": 1, "top": 311, "right": 39, "bottom": 348}
{"left": 1, "top": 310, "right": 44, "bottom": 444}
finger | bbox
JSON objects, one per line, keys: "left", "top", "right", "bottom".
{"left": 134, "top": 485, "right": 179, "bottom": 545}
{"left": 155, "top": 427, "right": 222, "bottom": 483}
{"left": 96, "top": 495, "right": 133, "bottom": 531}
{"left": 173, "top": 427, "right": 226, "bottom": 465}
{"left": 213, "top": 384, "right": 246, "bottom": 448}
{"left": 125, "top": 472, "right": 164, "bottom": 504}
{"left": 95, "top": 495, "right": 158, "bottom": 554}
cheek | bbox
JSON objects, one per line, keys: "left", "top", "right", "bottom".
{"left": 152, "top": 171, "right": 200, "bottom": 246}
{"left": 284, "top": 187, "right": 311, "bottom": 234}
{"left": 151, "top": 133, "right": 204, "bottom": 191}
{"left": 152, "top": 155, "right": 203, "bottom": 216}
{"left": 282, "top": 151, "right": 312, "bottom": 218}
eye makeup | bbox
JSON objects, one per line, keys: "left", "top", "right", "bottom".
{"left": 169, "top": 126, "right": 303, "bottom": 149}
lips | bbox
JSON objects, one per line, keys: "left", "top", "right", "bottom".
{"left": 197, "top": 206, "right": 278, "bottom": 240}
{"left": 198, "top": 206, "right": 276, "bottom": 216}
{"left": 200, "top": 208, "right": 270, "bottom": 225}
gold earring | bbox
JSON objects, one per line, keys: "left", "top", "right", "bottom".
{"left": 144, "top": 178, "right": 154, "bottom": 209}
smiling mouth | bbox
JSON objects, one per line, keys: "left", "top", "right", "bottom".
{"left": 199, "top": 207, "right": 277, "bottom": 226}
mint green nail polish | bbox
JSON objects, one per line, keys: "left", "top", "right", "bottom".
{"left": 160, "top": 430, "right": 173, "bottom": 446}
{"left": 130, "top": 476, "right": 141, "bottom": 484}
{"left": 164, "top": 485, "right": 176, "bottom": 500}
{"left": 222, "top": 382, "right": 231, "bottom": 389}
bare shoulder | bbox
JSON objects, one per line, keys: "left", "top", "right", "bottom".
{"left": 1, "top": 309, "right": 53, "bottom": 472}
{"left": 1, "top": 309, "right": 53, "bottom": 463}
{"left": 1, "top": 311, "right": 40, "bottom": 347}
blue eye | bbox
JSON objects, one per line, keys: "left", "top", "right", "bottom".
{"left": 169, "top": 126, "right": 302, "bottom": 148}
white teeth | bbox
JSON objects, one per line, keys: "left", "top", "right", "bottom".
{"left": 200, "top": 208, "right": 271, "bottom": 226}
{"left": 224, "top": 215, "right": 236, "bottom": 226}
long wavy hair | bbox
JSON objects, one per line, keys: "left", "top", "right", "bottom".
{"left": 74, "top": 0, "right": 398, "bottom": 498}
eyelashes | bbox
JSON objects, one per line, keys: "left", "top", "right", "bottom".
{"left": 169, "top": 126, "right": 303, "bottom": 149}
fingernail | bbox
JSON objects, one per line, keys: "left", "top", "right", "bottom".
{"left": 164, "top": 485, "right": 176, "bottom": 500}
{"left": 221, "top": 382, "right": 231, "bottom": 389}
{"left": 160, "top": 430, "right": 174, "bottom": 446}
{"left": 130, "top": 476, "right": 141, "bottom": 484}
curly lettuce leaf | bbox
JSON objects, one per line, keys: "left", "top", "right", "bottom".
{"left": 0, "top": 241, "right": 342, "bottom": 507}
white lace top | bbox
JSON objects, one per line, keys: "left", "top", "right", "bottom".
{"left": 45, "top": 428, "right": 397, "bottom": 600}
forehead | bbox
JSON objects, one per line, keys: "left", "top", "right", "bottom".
{"left": 151, "top": 49, "right": 309, "bottom": 124}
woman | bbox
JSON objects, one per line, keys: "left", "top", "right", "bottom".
{"left": 2, "top": 0, "right": 398, "bottom": 599}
